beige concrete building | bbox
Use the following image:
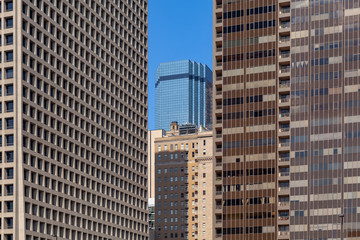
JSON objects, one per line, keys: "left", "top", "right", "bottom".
{"left": 149, "top": 123, "right": 214, "bottom": 240}
{"left": 0, "top": 0, "right": 148, "bottom": 239}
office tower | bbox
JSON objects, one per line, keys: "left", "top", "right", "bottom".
{"left": 150, "top": 123, "right": 214, "bottom": 240}
{"left": 213, "top": 0, "right": 360, "bottom": 239}
{"left": 155, "top": 60, "right": 213, "bottom": 131}
{"left": 0, "top": 0, "right": 148, "bottom": 239}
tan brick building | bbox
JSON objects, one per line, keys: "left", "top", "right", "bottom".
{"left": 149, "top": 123, "right": 214, "bottom": 240}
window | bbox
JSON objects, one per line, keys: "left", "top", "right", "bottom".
{"left": 6, "top": 135, "right": 14, "bottom": 146}
{"left": 5, "top": 68, "right": 13, "bottom": 78}
{"left": 6, "top": 168, "right": 13, "bottom": 179}
{"left": 0, "top": 119, "right": 2, "bottom": 130}
{"left": 5, "top": 217, "right": 13, "bottom": 229}
{"left": 6, "top": 101, "right": 14, "bottom": 112}
{"left": 5, "top": 152, "right": 14, "bottom": 162}
{"left": 5, "top": 1, "right": 13, "bottom": 11}
{"left": 5, "top": 34, "right": 13, "bottom": 45}
{"left": 5, "top": 85, "right": 13, "bottom": 95}
{"left": 6, "top": 184, "right": 13, "bottom": 196}
{"left": 5, "top": 18, "right": 13, "bottom": 28}
{"left": 6, "top": 118, "right": 13, "bottom": 129}
{"left": 5, "top": 51, "right": 13, "bottom": 61}
{"left": 6, "top": 201, "right": 13, "bottom": 212}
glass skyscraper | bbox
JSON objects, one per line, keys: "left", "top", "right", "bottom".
{"left": 155, "top": 60, "right": 212, "bottom": 130}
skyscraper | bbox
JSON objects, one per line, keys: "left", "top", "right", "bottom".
{"left": 155, "top": 60, "right": 212, "bottom": 131}
{"left": 213, "top": 0, "right": 360, "bottom": 239}
{"left": 0, "top": 0, "right": 148, "bottom": 239}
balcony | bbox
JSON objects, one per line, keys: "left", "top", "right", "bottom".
{"left": 279, "top": 95, "right": 290, "bottom": 103}
{"left": 279, "top": 51, "right": 291, "bottom": 64}
{"left": 278, "top": 215, "right": 290, "bottom": 224}
{"left": 278, "top": 187, "right": 290, "bottom": 195}
{"left": 279, "top": 127, "right": 290, "bottom": 137}
{"left": 278, "top": 231, "right": 290, "bottom": 239}
{"left": 279, "top": 22, "right": 290, "bottom": 33}
{"left": 279, "top": 81, "right": 290, "bottom": 92}
{"left": 279, "top": 111, "right": 290, "bottom": 122}
{"left": 278, "top": 157, "right": 290, "bottom": 166}
{"left": 216, "top": 76, "right": 222, "bottom": 81}
{"left": 216, "top": 32, "right": 222, "bottom": 39}
{"left": 278, "top": 141, "right": 290, "bottom": 150}
{"left": 215, "top": 118, "right": 222, "bottom": 125}
{"left": 279, "top": 66, "right": 290, "bottom": 77}
{"left": 278, "top": 171, "right": 290, "bottom": 180}
{"left": 278, "top": 201, "right": 290, "bottom": 210}
{"left": 216, "top": 191, "right": 222, "bottom": 195}
{"left": 279, "top": 35, "right": 290, "bottom": 45}
{"left": 280, "top": 7, "right": 290, "bottom": 14}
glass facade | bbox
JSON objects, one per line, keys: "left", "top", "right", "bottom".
{"left": 155, "top": 60, "right": 212, "bottom": 130}
{"left": 214, "top": 0, "right": 360, "bottom": 239}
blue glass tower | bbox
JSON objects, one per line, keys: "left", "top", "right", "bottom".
{"left": 155, "top": 60, "right": 212, "bottom": 130}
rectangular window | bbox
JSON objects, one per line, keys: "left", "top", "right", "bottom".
{"left": 6, "top": 135, "right": 14, "bottom": 146}
{"left": 5, "top": 68, "right": 13, "bottom": 78}
{"left": 6, "top": 118, "right": 13, "bottom": 129}
{"left": 5, "top": 51, "right": 13, "bottom": 62}
{"left": 6, "top": 152, "right": 14, "bottom": 162}
{"left": 5, "top": 1, "right": 13, "bottom": 11}
{"left": 6, "top": 101, "right": 14, "bottom": 112}
{"left": 5, "top": 85, "right": 13, "bottom": 95}
{"left": 5, "top": 18, "right": 13, "bottom": 28}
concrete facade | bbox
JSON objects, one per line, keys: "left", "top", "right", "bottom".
{"left": 0, "top": 0, "right": 148, "bottom": 239}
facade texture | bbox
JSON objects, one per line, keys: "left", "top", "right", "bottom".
{"left": 152, "top": 123, "right": 214, "bottom": 240}
{"left": 155, "top": 60, "right": 213, "bottom": 131}
{"left": 213, "top": 0, "right": 360, "bottom": 239}
{"left": 0, "top": 0, "right": 148, "bottom": 239}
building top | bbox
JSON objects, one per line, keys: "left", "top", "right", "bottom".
{"left": 151, "top": 123, "right": 212, "bottom": 139}
{"left": 155, "top": 60, "right": 213, "bottom": 130}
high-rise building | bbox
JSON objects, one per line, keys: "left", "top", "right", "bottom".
{"left": 155, "top": 60, "right": 213, "bottom": 131}
{"left": 149, "top": 123, "right": 214, "bottom": 240}
{"left": 0, "top": 0, "right": 148, "bottom": 239}
{"left": 213, "top": 0, "right": 360, "bottom": 239}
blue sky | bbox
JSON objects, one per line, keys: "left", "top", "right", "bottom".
{"left": 148, "top": 1, "right": 213, "bottom": 130}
